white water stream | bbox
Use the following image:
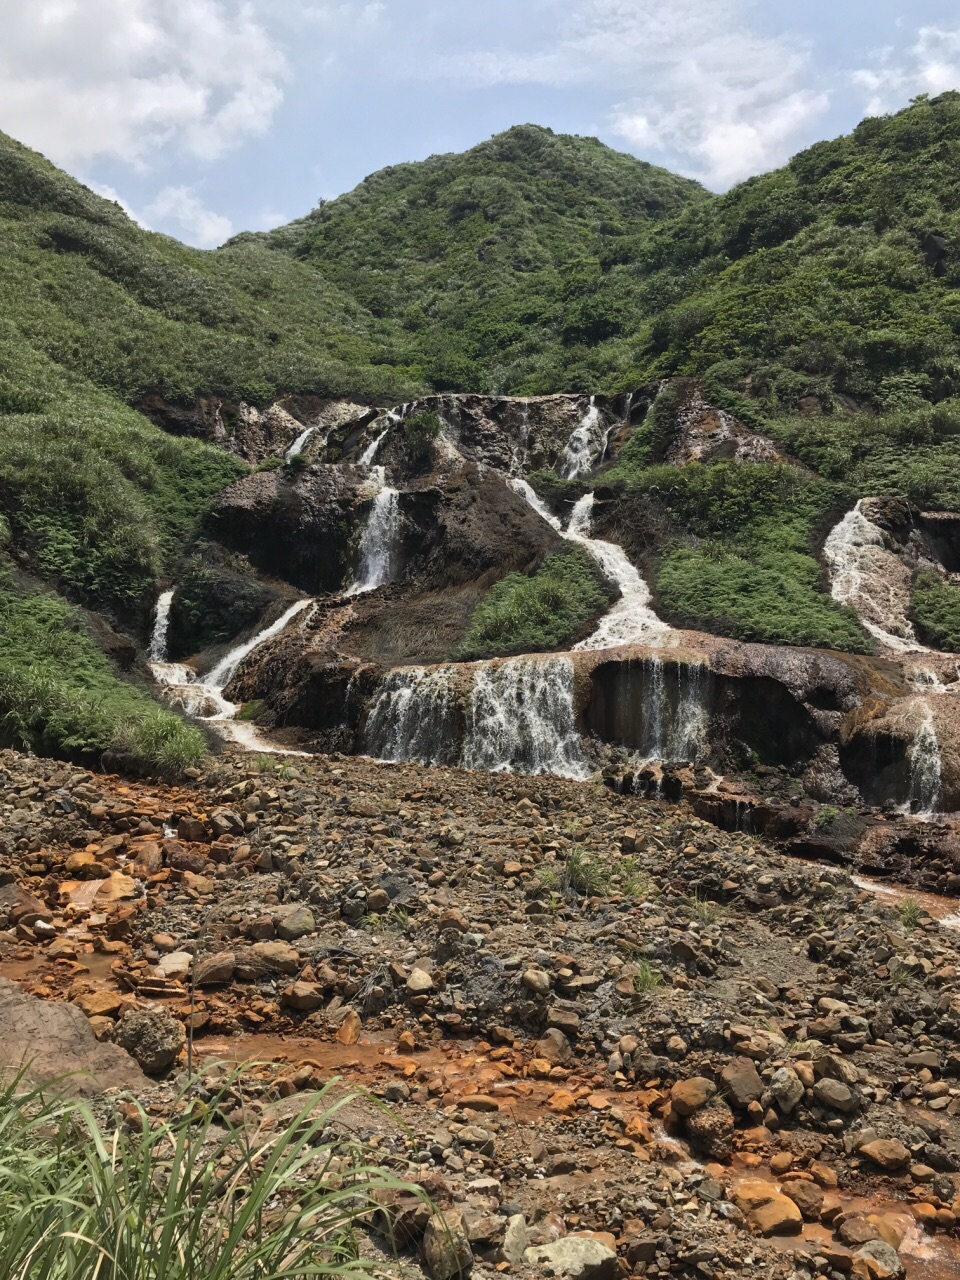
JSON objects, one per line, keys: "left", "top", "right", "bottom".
{"left": 561, "top": 397, "right": 606, "bottom": 479}
{"left": 285, "top": 426, "right": 317, "bottom": 460}
{"left": 346, "top": 467, "right": 401, "bottom": 596}
{"left": 150, "top": 598, "right": 313, "bottom": 753}
{"left": 508, "top": 481, "right": 669, "bottom": 649}
{"left": 148, "top": 589, "right": 174, "bottom": 662}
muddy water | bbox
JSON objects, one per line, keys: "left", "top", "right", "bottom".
{"left": 851, "top": 874, "right": 960, "bottom": 931}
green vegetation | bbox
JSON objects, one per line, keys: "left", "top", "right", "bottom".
{"left": 0, "top": 1070, "right": 417, "bottom": 1280}
{"left": 402, "top": 410, "right": 442, "bottom": 470}
{"left": 602, "top": 458, "right": 870, "bottom": 651}
{"left": 898, "top": 897, "right": 924, "bottom": 930}
{"left": 457, "top": 545, "right": 613, "bottom": 659}
{"left": 0, "top": 578, "right": 204, "bottom": 775}
{"left": 632, "top": 960, "right": 665, "bottom": 993}
{"left": 911, "top": 570, "right": 960, "bottom": 651}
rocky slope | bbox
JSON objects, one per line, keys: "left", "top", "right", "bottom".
{"left": 3, "top": 744, "right": 960, "bottom": 1279}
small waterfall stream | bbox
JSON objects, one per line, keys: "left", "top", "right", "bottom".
{"left": 363, "top": 666, "right": 461, "bottom": 767}
{"left": 346, "top": 467, "right": 401, "bottom": 596}
{"left": 285, "top": 426, "right": 317, "bottom": 459}
{"left": 148, "top": 589, "right": 174, "bottom": 662}
{"left": 824, "top": 500, "right": 928, "bottom": 652}
{"left": 906, "top": 704, "right": 943, "bottom": 817}
{"left": 561, "top": 396, "right": 605, "bottom": 479}
{"left": 150, "top": 598, "right": 313, "bottom": 752}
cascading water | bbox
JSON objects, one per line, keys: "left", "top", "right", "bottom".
{"left": 363, "top": 666, "right": 461, "bottom": 766}
{"left": 906, "top": 704, "right": 943, "bottom": 817}
{"left": 566, "top": 495, "right": 670, "bottom": 649}
{"left": 824, "top": 500, "right": 928, "bottom": 652}
{"left": 286, "top": 426, "right": 317, "bottom": 459}
{"left": 359, "top": 428, "right": 389, "bottom": 466}
{"left": 507, "top": 483, "right": 669, "bottom": 649}
{"left": 150, "top": 598, "right": 313, "bottom": 752}
{"left": 561, "top": 396, "right": 606, "bottom": 479}
{"left": 347, "top": 467, "right": 401, "bottom": 596}
{"left": 148, "top": 589, "right": 174, "bottom": 662}
{"left": 463, "top": 656, "right": 587, "bottom": 778}
{"left": 639, "top": 660, "right": 710, "bottom": 762}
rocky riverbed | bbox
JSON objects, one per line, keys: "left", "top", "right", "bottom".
{"left": 3, "top": 744, "right": 960, "bottom": 1279}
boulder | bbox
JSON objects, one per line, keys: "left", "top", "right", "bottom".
{"left": 769, "top": 1066, "right": 805, "bottom": 1114}
{"left": 275, "top": 905, "right": 316, "bottom": 941}
{"left": 524, "top": 1236, "right": 618, "bottom": 1280}
{"left": 852, "top": 1239, "right": 905, "bottom": 1280}
{"left": 113, "top": 1006, "right": 185, "bottom": 1075}
{"left": 194, "top": 950, "right": 236, "bottom": 985}
{"left": 0, "top": 978, "right": 145, "bottom": 1096}
{"left": 720, "top": 1056, "right": 764, "bottom": 1108}
{"left": 813, "top": 1078, "right": 858, "bottom": 1113}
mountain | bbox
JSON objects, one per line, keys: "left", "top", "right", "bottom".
{"left": 249, "top": 123, "right": 708, "bottom": 391}
{"left": 2, "top": 97, "right": 960, "bottom": 782}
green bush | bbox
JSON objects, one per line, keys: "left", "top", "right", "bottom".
{"left": 457, "top": 545, "right": 614, "bottom": 658}
{"left": 911, "top": 570, "right": 960, "bottom": 650}
{"left": 403, "top": 410, "right": 442, "bottom": 470}
{"left": 0, "top": 578, "right": 205, "bottom": 774}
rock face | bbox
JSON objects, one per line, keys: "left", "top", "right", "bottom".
{"left": 0, "top": 978, "right": 146, "bottom": 1095}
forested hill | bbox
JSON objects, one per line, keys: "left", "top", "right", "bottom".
{"left": 245, "top": 124, "right": 708, "bottom": 390}
{"left": 252, "top": 94, "right": 960, "bottom": 405}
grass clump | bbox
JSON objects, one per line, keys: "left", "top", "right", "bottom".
{"left": 911, "top": 570, "right": 960, "bottom": 652}
{"left": 632, "top": 959, "right": 664, "bottom": 993}
{"left": 562, "top": 846, "right": 612, "bottom": 898}
{"left": 0, "top": 579, "right": 204, "bottom": 775}
{"left": 457, "top": 545, "right": 613, "bottom": 659}
{"left": 898, "top": 897, "right": 924, "bottom": 930}
{"left": 0, "top": 1070, "right": 419, "bottom": 1280}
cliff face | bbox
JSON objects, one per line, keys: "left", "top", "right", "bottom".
{"left": 140, "top": 382, "right": 960, "bottom": 842}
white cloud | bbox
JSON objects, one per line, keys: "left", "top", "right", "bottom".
{"left": 852, "top": 26, "right": 960, "bottom": 116}
{"left": 146, "top": 186, "right": 233, "bottom": 247}
{"left": 439, "top": 0, "right": 831, "bottom": 188}
{"left": 0, "top": 0, "right": 286, "bottom": 165}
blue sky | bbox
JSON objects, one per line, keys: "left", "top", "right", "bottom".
{"left": 2, "top": 0, "right": 959, "bottom": 246}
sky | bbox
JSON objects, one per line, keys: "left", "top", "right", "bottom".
{"left": 1, "top": 1, "right": 959, "bottom": 248}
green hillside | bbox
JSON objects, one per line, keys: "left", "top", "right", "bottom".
{"left": 254, "top": 123, "right": 708, "bottom": 392}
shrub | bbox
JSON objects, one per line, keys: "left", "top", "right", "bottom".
{"left": 0, "top": 1069, "right": 420, "bottom": 1280}
{"left": 402, "top": 410, "right": 442, "bottom": 469}
{"left": 457, "top": 545, "right": 614, "bottom": 659}
{"left": 911, "top": 570, "right": 960, "bottom": 651}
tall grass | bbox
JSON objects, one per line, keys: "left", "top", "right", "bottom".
{"left": 0, "top": 1071, "right": 419, "bottom": 1280}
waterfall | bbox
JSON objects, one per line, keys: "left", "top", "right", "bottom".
{"left": 286, "top": 426, "right": 317, "bottom": 460}
{"left": 347, "top": 469, "right": 401, "bottom": 596}
{"left": 907, "top": 704, "right": 943, "bottom": 817}
{"left": 463, "top": 656, "right": 587, "bottom": 778}
{"left": 363, "top": 666, "right": 460, "bottom": 766}
{"left": 507, "top": 483, "right": 669, "bottom": 649}
{"left": 824, "top": 500, "right": 927, "bottom": 652}
{"left": 640, "top": 660, "right": 709, "bottom": 762}
{"left": 508, "top": 478, "right": 562, "bottom": 531}
{"left": 359, "top": 428, "right": 389, "bottom": 466}
{"left": 148, "top": 589, "right": 174, "bottom": 662}
{"left": 149, "top": 598, "right": 313, "bottom": 753}
{"left": 566, "top": 495, "right": 670, "bottom": 649}
{"left": 561, "top": 397, "right": 606, "bottom": 479}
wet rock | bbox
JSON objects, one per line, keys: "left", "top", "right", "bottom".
{"left": 685, "top": 1098, "right": 735, "bottom": 1160}
{"left": 733, "top": 1181, "right": 803, "bottom": 1236}
{"left": 782, "top": 1179, "right": 824, "bottom": 1220}
{"left": 524, "top": 1235, "right": 618, "bottom": 1280}
{"left": 852, "top": 1239, "right": 905, "bottom": 1280}
{"left": 113, "top": 1006, "right": 185, "bottom": 1075}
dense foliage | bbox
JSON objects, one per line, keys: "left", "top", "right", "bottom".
{"left": 912, "top": 571, "right": 960, "bottom": 651}
{"left": 261, "top": 95, "right": 960, "bottom": 403}
{"left": 598, "top": 460, "right": 869, "bottom": 651}
{"left": 457, "top": 546, "right": 614, "bottom": 659}
{"left": 0, "top": 578, "right": 205, "bottom": 774}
